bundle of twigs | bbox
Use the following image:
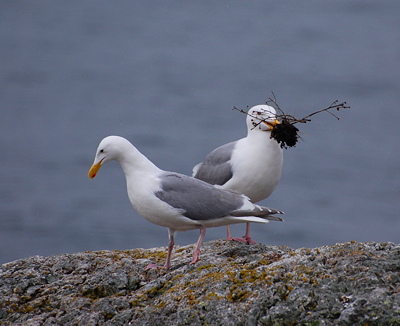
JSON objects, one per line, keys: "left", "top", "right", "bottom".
{"left": 234, "top": 93, "right": 350, "bottom": 149}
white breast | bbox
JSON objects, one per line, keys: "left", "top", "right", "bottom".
{"left": 223, "top": 134, "right": 283, "bottom": 203}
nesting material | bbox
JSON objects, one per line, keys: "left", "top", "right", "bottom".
{"left": 270, "top": 120, "right": 299, "bottom": 149}
{"left": 234, "top": 95, "right": 350, "bottom": 149}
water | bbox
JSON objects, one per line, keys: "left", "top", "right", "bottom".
{"left": 1, "top": 0, "right": 399, "bottom": 264}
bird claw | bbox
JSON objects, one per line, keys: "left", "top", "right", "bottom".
{"left": 190, "top": 252, "right": 200, "bottom": 265}
{"left": 145, "top": 263, "right": 160, "bottom": 270}
{"left": 228, "top": 236, "right": 257, "bottom": 245}
{"left": 146, "top": 263, "right": 170, "bottom": 271}
{"left": 243, "top": 236, "right": 257, "bottom": 245}
{"left": 228, "top": 237, "right": 249, "bottom": 244}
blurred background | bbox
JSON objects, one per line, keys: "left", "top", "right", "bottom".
{"left": 1, "top": 0, "right": 399, "bottom": 264}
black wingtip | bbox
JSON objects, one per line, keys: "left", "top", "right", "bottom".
{"left": 265, "top": 208, "right": 285, "bottom": 215}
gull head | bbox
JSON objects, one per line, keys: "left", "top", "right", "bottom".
{"left": 88, "top": 136, "right": 130, "bottom": 179}
{"left": 246, "top": 105, "right": 280, "bottom": 132}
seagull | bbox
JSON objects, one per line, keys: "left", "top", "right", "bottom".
{"left": 193, "top": 105, "right": 283, "bottom": 244}
{"left": 88, "top": 136, "right": 283, "bottom": 269}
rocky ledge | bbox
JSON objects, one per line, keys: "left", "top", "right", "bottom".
{"left": 0, "top": 240, "right": 399, "bottom": 326}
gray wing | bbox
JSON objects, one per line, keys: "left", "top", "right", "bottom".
{"left": 193, "top": 141, "right": 236, "bottom": 186}
{"left": 155, "top": 173, "right": 244, "bottom": 221}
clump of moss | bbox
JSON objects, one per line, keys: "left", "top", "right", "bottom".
{"left": 270, "top": 119, "right": 300, "bottom": 149}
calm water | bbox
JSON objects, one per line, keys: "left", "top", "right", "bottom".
{"left": 1, "top": 1, "right": 399, "bottom": 264}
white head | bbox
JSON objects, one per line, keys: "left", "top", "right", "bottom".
{"left": 246, "top": 105, "right": 280, "bottom": 132}
{"left": 88, "top": 136, "right": 133, "bottom": 179}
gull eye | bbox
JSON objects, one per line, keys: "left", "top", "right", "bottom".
{"left": 100, "top": 149, "right": 104, "bottom": 153}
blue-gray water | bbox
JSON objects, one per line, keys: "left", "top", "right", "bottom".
{"left": 1, "top": 1, "right": 399, "bottom": 264}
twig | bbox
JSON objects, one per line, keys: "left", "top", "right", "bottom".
{"left": 266, "top": 94, "right": 350, "bottom": 125}
{"left": 233, "top": 93, "right": 350, "bottom": 149}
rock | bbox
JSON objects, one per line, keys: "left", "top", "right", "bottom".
{"left": 0, "top": 240, "right": 399, "bottom": 325}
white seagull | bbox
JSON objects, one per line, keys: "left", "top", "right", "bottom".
{"left": 88, "top": 136, "right": 283, "bottom": 269}
{"left": 193, "top": 105, "right": 283, "bottom": 244}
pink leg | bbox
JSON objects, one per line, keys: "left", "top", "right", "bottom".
{"left": 146, "top": 230, "right": 175, "bottom": 270}
{"left": 226, "top": 225, "right": 233, "bottom": 241}
{"left": 163, "top": 231, "right": 175, "bottom": 269}
{"left": 242, "top": 222, "right": 257, "bottom": 244}
{"left": 226, "top": 225, "right": 247, "bottom": 243}
{"left": 190, "top": 227, "right": 206, "bottom": 265}
{"left": 229, "top": 223, "right": 257, "bottom": 244}
{"left": 226, "top": 223, "right": 251, "bottom": 244}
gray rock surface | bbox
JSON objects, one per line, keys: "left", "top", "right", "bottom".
{"left": 1, "top": 240, "right": 399, "bottom": 325}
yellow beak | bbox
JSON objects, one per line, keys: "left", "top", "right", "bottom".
{"left": 264, "top": 119, "right": 281, "bottom": 130}
{"left": 88, "top": 160, "right": 103, "bottom": 179}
